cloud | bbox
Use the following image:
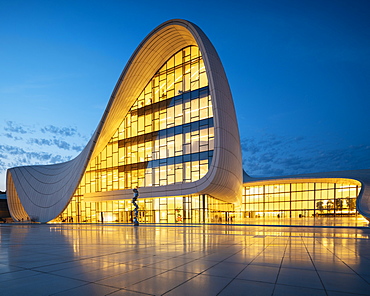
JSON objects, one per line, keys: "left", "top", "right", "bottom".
{"left": 0, "top": 121, "right": 89, "bottom": 190}
{"left": 4, "top": 133, "right": 23, "bottom": 140}
{"left": 71, "top": 145, "right": 84, "bottom": 152}
{"left": 27, "top": 138, "right": 85, "bottom": 152}
{"left": 53, "top": 139, "right": 71, "bottom": 150}
{"left": 242, "top": 134, "right": 370, "bottom": 177}
{"left": 28, "top": 138, "right": 71, "bottom": 150}
{"left": 41, "top": 125, "right": 78, "bottom": 137}
{"left": 0, "top": 145, "right": 57, "bottom": 163}
{"left": 28, "top": 138, "right": 53, "bottom": 146}
{"left": 240, "top": 138, "right": 261, "bottom": 155}
{"left": 0, "top": 145, "right": 26, "bottom": 156}
{"left": 0, "top": 144, "right": 72, "bottom": 167}
{"left": 4, "top": 121, "right": 28, "bottom": 134}
{"left": 50, "top": 155, "right": 72, "bottom": 163}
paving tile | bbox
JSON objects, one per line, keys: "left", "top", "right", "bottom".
{"left": 281, "top": 258, "right": 315, "bottom": 270}
{"left": 33, "top": 261, "right": 86, "bottom": 273}
{"left": 145, "top": 257, "right": 194, "bottom": 270}
{"left": 0, "top": 263, "right": 24, "bottom": 274}
{"left": 164, "top": 274, "right": 231, "bottom": 296}
{"left": 218, "top": 279, "right": 274, "bottom": 296}
{"left": 319, "top": 270, "right": 370, "bottom": 294}
{"left": 96, "top": 267, "right": 165, "bottom": 288}
{"left": 127, "top": 270, "right": 195, "bottom": 294}
{"left": 362, "top": 274, "right": 370, "bottom": 284}
{"left": 202, "top": 261, "right": 246, "bottom": 278}
{"left": 273, "top": 284, "right": 326, "bottom": 296}
{"left": 0, "top": 273, "right": 87, "bottom": 295}
{"left": 313, "top": 260, "right": 353, "bottom": 273}
{"left": 109, "top": 288, "right": 155, "bottom": 295}
{"left": 278, "top": 267, "right": 324, "bottom": 289}
{"left": 326, "top": 291, "right": 370, "bottom": 296}
{"left": 0, "top": 269, "right": 41, "bottom": 282}
{"left": 237, "top": 264, "right": 279, "bottom": 283}
{"left": 224, "top": 253, "right": 256, "bottom": 264}
{"left": 51, "top": 283, "right": 119, "bottom": 296}
{"left": 251, "top": 256, "right": 282, "bottom": 267}
{"left": 173, "top": 259, "right": 217, "bottom": 273}
{"left": 65, "top": 263, "right": 139, "bottom": 282}
{"left": 346, "top": 262, "right": 370, "bottom": 276}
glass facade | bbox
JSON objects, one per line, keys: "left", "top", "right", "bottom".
{"left": 58, "top": 194, "right": 212, "bottom": 224}
{"left": 56, "top": 45, "right": 216, "bottom": 223}
{"left": 54, "top": 180, "right": 362, "bottom": 224}
{"left": 242, "top": 181, "right": 361, "bottom": 219}
{"left": 84, "top": 45, "right": 212, "bottom": 192}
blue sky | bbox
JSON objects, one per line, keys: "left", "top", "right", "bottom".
{"left": 1, "top": 0, "right": 370, "bottom": 191}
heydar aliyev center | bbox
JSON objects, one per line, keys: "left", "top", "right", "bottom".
{"left": 6, "top": 19, "right": 370, "bottom": 225}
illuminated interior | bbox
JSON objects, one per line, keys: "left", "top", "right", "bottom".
{"left": 56, "top": 45, "right": 217, "bottom": 223}
{"left": 86, "top": 46, "right": 212, "bottom": 192}
{"left": 55, "top": 178, "right": 363, "bottom": 223}
{"left": 242, "top": 180, "right": 361, "bottom": 219}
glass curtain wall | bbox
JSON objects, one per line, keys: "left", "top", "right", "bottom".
{"left": 242, "top": 181, "right": 361, "bottom": 219}
{"left": 56, "top": 194, "right": 228, "bottom": 224}
{"left": 54, "top": 180, "right": 362, "bottom": 223}
{"left": 55, "top": 45, "right": 215, "bottom": 223}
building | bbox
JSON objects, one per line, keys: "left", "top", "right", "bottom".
{"left": 0, "top": 192, "right": 11, "bottom": 223}
{"left": 6, "top": 19, "right": 370, "bottom": 225}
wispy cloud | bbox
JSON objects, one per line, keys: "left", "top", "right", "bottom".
{"left": 0, "top": 120, "right": 88, "bottom": 190}
{"left": 27, "top": 137, "right": 85, "bottom": 152}
{"left": 28, "top": 138, "right": 70, "bottom": 150}
{"left": 0, "top": 145, "right": 26, "bottom": 156}
{"left": 0, "top": 144, "right": 73, "bottom": 168}
{"left": 71, "top": 145, "right": 84, "bottom": 152}
{"left": 4, "top": 121, "right": 29, "bottom": 134}
{"left": 242, "top": 134, "right": 370, "bottom": 177}
{"left": 41, "top": 125, "right": 78, "bottom": 137}
{"left": 4, "top": 132, "right": 23, "bottom": 140}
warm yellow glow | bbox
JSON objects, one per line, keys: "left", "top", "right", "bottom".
{"left": 58, "top": 46, "right": 214, "bottom": 224}
{"left": 243, "top": 180, "right": 362, "bottom": 220}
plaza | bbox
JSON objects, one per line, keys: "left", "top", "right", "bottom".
{"left": 1, "top": 222, "right": 370, "bottom": 295}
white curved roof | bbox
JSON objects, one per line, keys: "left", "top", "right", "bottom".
{"left": 7, "top": 138, "right": 94, "bottom": 222}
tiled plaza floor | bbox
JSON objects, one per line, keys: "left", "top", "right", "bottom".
{"left": 1, "top": 222, "right": 370, "bottom": 295}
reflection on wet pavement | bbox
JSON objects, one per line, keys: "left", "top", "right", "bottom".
{"left": 1, "top": 223, "right": 370, "bottom": 295}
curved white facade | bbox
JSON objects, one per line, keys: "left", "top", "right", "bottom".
{"left": 6, "top": 138, "right": 95, "bottom": 222}
{"left": 6, "top": 19, "right": 242, "bottom": 223}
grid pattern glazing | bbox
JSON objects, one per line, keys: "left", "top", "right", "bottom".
{"left": 54, "top": 180, "right": 363, "bottom": 224}
{"left": 57, "top": 45, "right": 214, "bottom": 223}
{"left": 242, "top": 181, "right": 361, "bottom": 219}
{"left": 81, "top": 45, "right": 212, "bottom": 193}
